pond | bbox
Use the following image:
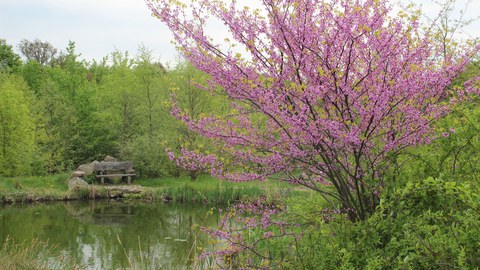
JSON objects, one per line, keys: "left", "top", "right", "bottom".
{"left": 0, "top": 200, "right": 220, "bottom": 269}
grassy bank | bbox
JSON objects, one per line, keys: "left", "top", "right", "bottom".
{"left": 0, "top": 174, "right": 69, "bottom": 203}
{"left": 0, "top": 174, "right": 297, "bottom": 205}
{"left": 136, "top": 175, "right": 295, "bottom": 205}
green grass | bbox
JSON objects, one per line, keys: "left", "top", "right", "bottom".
{"left": 0, "top": 236, "right": 80, "bottom": 269}
{"left": 137, "top": 174, "right": 288, "bottom": 189}
{"left": 0, "top": 174, "right": 69, "bottom": 203}
{"left": 0, "top": 173, "right": 304, "bottom": 205}
{"left": 136, "top": 174, "right": 295, "bottom": 205}
{"left": 0, "top": 173, "right": 68, "bottom": 191}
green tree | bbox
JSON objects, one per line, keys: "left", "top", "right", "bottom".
{"left": 17, "top": 39, "right": 60, "bottom": 67}
{"left": 19, "top": 42, "right": 97, "bottom": 170}
{"left": 134, "top": 45, "right": 167, "bottom": 140}
{"left": 167, "top": 62, "right": 229, "bottom": 180}
{"left": 55, "top": 42, "right": 100, "bottom": 165}
{"left": 119, "top": 46, "right": 173, "bottom": 178}
{"left": 19, "top": 60, "right": 73, "bottom": 172}
{"left": 0, "top": 39, "right": 21, "bottom": 73}
{"left": 0, "top": 74, "right": 36, "bottom": 176}
{"left": 96, "top": 51, "right": 140, "bottom": 153}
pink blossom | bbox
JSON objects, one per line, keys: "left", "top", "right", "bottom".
{"left": 146, "top": 0, "right": 480, "bottom": 222}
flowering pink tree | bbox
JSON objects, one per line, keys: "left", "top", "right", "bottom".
{"left": 167, "top": 148, "right": 217, "bottom": 180}
{"left": 147, "top": 0, "right": 479, "bottom": 220}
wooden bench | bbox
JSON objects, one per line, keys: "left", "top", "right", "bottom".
{"left": 94, "top": 161, "right": 136, "bottom": 185}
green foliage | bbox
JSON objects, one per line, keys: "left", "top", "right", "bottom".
{"left": 134, "top": 174, "right": 287, "bottom": 205}
{"left": 0, "top": 237, "right": 79, "bottom": 269}
{"left": 120, "top": 135, "right": 175, "bottom": 178}
{"left": 47, "top": 42, "right": 103, "bottom": 166}
{"left": 133, "top": 45, "right": 168, "bottom": 137}
{"left": 95, "top": 50, "right": 140, "bottom": 147}
{"left": 166, "top": 62, "right": 229, "bottom": 180}
{"left": 18, "top": 45, "right": 100, "bottom": 171}
{"left": 162, "top": 181, "right": 266, "bottom": 205}
{"left": 0, "top": 174, "right": 69, "bottom": 203}
{"left": 0, "top": 38, "right": 232, "bottom": 177}
{"left": 18, "top": 61, "right": 67, "bottom": 173}
{"left": 233, "top": 177, "right": 480, "bottom": 269}
{"left": 397, "top": 60, "right": 480, "bottom": 183}
{"left": 0, "top": 39, "right": 21, "bottom": 73}
{"left": 399, "top": 103, "right": 480, "bottom": 184}
{"left": 349, "top": 177, "right": 480, "bottom": 269}
{"left": 0, "top": 73, "right": 36, "bottom": 176}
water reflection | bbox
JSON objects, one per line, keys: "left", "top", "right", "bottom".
{"left": 66, "top": 201, "right": 135, "bottom": 226}
{"left": 0, "top": 200, "right": 219, "bottom": 269}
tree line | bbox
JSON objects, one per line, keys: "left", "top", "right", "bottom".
{"left": 0, "top": 38, "right": 225, "bottom": 178}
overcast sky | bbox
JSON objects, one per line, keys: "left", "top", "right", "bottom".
{"left": 1, "top": 0, "right": 479, "bottom": 66}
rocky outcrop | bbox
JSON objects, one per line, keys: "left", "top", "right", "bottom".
{"left": 105, "top": 185, "right": 144, "bottom": 198}
{"left": 71, "top": 170, "right": 85, "bottom": 178}
{"left": 67, "top": 177, "right": 89, "bottom": 190}
{"left": 103, "top": 155, "right": 118, "bottom": 162}
{"left": 76, "top": 160, "right": 98, "bottom": 176}
{"left": 66, "top": 177, "right": 90, "bottom": 199}
{"left": 66, "top": 159, "right": 97, "bottom": 198}
{"left": 66, "top": 156, "right": 136, "bottom": 199}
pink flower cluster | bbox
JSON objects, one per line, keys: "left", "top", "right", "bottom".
{"left": 148, "top": 0, "right": 480, "bottom": 219}
{"left": 167, "top": 148, "right": 217, "bottom": 173}
{"left": 200, "top": 198, "right": 300, "bottom": 268}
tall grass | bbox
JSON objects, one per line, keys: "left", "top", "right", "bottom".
{"left": 0, "top": 236, "right": 81, "bottom": 270}
{"left": 137, "top": 175, "right": 292, "bottom": 205}
{"left": 163, "top": 183, "right": 265, "bottom": 205}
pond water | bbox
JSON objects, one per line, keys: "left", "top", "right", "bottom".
{"left": 0, "top": 200, "right": 220, "bottom": 269}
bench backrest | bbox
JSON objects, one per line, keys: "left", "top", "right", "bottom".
{"left": 94, "top": 161, "right": 134, "bottom": 173}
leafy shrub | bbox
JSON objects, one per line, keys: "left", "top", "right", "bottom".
{"left": 203, "top": 177, "right": 480, "bottom": 269}
{"left": 297, "top": 177, "right": 480, "bottom": 269}
{"left": 120, "top": 135, "right": 177, "bottom": 178}
{"left": 399, "top": 98, "right": 480, "bottom": 183}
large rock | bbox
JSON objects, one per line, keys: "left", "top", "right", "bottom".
{"left": 67, "top": 177, "right": 89, "bottom": 190}
{"left": 76, "top": 160, "right": 98, "bottom": 176}
{"left": 103, "top": 155, "right": 118, "bottom": 162}
{"left": 71, "top": 170, "right": 85, "bottom": 178}
{"left": 66, "top": 177, "right": 91, "bottom": 199}
{"left": 104, "top": 185, "right": 143, "bottom": 194}
{"left": 108, "top": 189, "right": 124, "bottom": 199}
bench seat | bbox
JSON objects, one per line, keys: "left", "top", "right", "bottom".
{"left": 95, "top": 174, "right": 136, "bottom": 178}
{"left": 94, "top": 161, "right": 136, "bottom": 184}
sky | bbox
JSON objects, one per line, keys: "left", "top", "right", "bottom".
{"left": 1, "top": 0, "right": 479, "bottom": 66}
{"left": 0, "top": 0, "right": 177, "bottom": 65}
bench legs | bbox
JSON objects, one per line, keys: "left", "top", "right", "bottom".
{"left": 96, "top": 173, "right": 134, "bottom": 185}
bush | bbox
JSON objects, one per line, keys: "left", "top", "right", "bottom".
{"left": 399, "top": 99, "right": 480, "bottom": 183}
{"left": 202, "top": 177, "right": 480, "bottom": 269}
{"left": 296, "top": 177, "right": 480, "bottom": 269}
{"left": 120, "top": 135, "right": 177, "bottom": 178}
